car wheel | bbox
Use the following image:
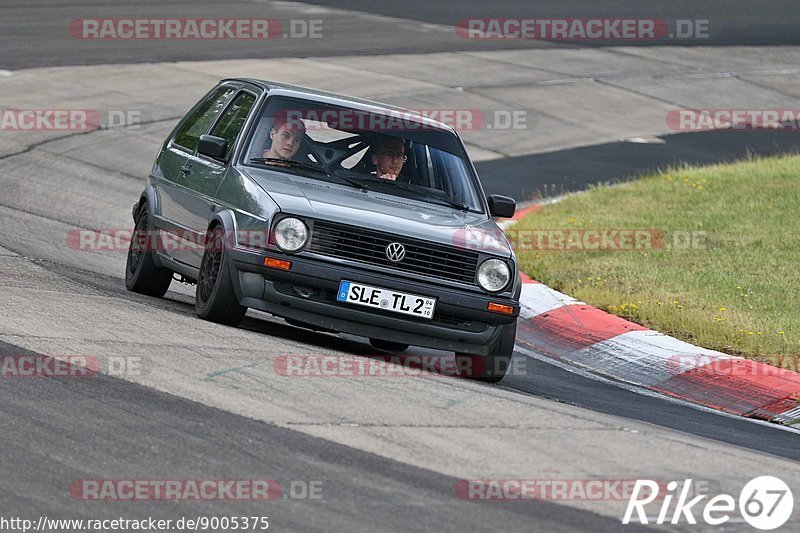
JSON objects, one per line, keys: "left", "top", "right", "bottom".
{"left": 455, "top": 321, "right": 516, "bottom": 383}
{"left": 369, "top": 338, "right": 410, "bottom": 352}
{"left": 195, "top": 225, "right": 247, "bottom": 326}
{"left": 125, "top": 203, "right": 173, "bottom": 297}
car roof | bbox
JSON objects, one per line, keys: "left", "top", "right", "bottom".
{"left": 221, "top": 77, "right": 457, "bottom": 135}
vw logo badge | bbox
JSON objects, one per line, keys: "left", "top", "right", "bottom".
{"left": 385, "top": 242, "right": 406, "bottom": 262}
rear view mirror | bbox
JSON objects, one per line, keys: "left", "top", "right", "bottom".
{"left": 488, "top": 194, "right": 516, "bottom": 218}
{"left": 198, "top": 134, "right": 228, "bottom": 160}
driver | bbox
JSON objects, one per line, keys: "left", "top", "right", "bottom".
{"left": 370, "top": 135, "right": 406, "bottom": 181}
{"left": 262, "top": 116, "right": 306, "bottom": 160}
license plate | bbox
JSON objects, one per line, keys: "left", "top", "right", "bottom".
{"left": 336, "top": 280, "right": 436, "bottom": 319}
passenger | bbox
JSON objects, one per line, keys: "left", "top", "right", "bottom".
{"left": 263, "top": 116, "right": 306, "bottom": 160}
{"left": 370, "top": 135, "right": 407, "bottom": 181}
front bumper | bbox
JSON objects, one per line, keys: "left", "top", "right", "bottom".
{"left": 228, "top": 247, "right": 519, "bottom": 355}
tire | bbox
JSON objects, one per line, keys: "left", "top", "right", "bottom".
{"left": 455, "top": 321, "right": 516, "bottom": 383}
{"left": 369, "top": 338, "right": 410, "bottom": 352}
{"left": 125, "top": 203, "right": 173, "bottom": 297}
{"left": 195, "top": 225, "right": 247, "bottom": 326}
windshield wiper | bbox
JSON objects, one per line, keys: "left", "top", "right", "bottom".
{"left": 328, "top": 169, "right": 371, "bottom": 191}
{"left": 364, "top": 178, "right": 470, "bottom": 211}
{"left": 251, "top": 158, "right": 367, "bottom": 191}
{"left": 424, "top": 195, "right": 470, "bottom": 212}
{"left": 250, "top": 157, "right": 329, "bottom": 174}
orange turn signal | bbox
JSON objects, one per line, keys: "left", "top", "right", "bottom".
{"left": 487, "top": 302, "right": 515, "bottom": 315}
{"left": 264, "top": 257, "right": 291, "bottom": 271}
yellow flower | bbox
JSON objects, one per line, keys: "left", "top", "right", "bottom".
{"left": 748, "top": 331, "right": 754, "bottom": 335}
{"left": 757, "top": 331, "right": 763, "bottom": 335}
{"left": 719, "top": 307, "right": 726, "bottom": 312}
{"left": 577, "top": 279, "right": 583, "bottom": 284}
{"left": 780, "top": 331, "right": 785, "bottom": 335}
{"left": 677, "top": 305, "right": 683, "bottom": 309}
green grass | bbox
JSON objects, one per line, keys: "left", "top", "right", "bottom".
{"left": 513, "top": 154, "right": 800, "bottom": 361}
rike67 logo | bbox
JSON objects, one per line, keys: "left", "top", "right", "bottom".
{"left": 623, "top": 476, "right": 794, "bottom": 530}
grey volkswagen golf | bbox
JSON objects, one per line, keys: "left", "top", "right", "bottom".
{"left": 126, "top": 78, "right": 521, "bottom": 381}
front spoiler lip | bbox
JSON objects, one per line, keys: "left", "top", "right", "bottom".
{"left": 242, "top": 284, "right": 499, "bottom": 354}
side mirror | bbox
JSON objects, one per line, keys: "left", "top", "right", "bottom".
{"left": 488, "top": 194, "right": 516, "bottom": 218}
{"left": 198, "top": 134, "right": 228, "bottom": 160}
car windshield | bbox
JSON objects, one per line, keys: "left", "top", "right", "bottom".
{"left": 242, "top": 96, "right": 485, "bottom": 213}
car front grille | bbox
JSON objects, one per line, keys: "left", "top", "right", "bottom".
{"left": 309, "top": 220, "right": 479, "bottom": 285}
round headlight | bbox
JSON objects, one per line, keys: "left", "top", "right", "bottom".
{"left": 477, "top": 259, "right": 510, "bottom": 292}
{"left": 273, "top": 217, "right": 308, "bottom": 252}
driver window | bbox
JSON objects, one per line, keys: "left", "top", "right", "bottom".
{"left": 174, "top": 87, "right": 235, "bottom": 153}
{"left": 209, "top": 92, "right": 256, "bottom": 160}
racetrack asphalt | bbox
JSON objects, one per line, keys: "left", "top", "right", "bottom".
{"left": 4, "top": 0, "right": 799, "bottom": 70}
{"left": 477, "top": 129, "right": 800, "bottom": 199}
{"left": 1, "top": 337, "right": 647, "bottom": 533}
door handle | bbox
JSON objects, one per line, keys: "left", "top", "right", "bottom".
{"left": 180, "top": 164, "right": 193, "bottom": 175}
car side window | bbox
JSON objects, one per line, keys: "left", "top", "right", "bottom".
{"left": 173, "top": 87, "right": 236, "bottom": 153}
{"left": 209, "top": 92, "right": 257, "bottom": 160}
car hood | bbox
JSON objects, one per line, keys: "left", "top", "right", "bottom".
{"left": 245, "top": 168, "right": 512, "bottom": 258}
